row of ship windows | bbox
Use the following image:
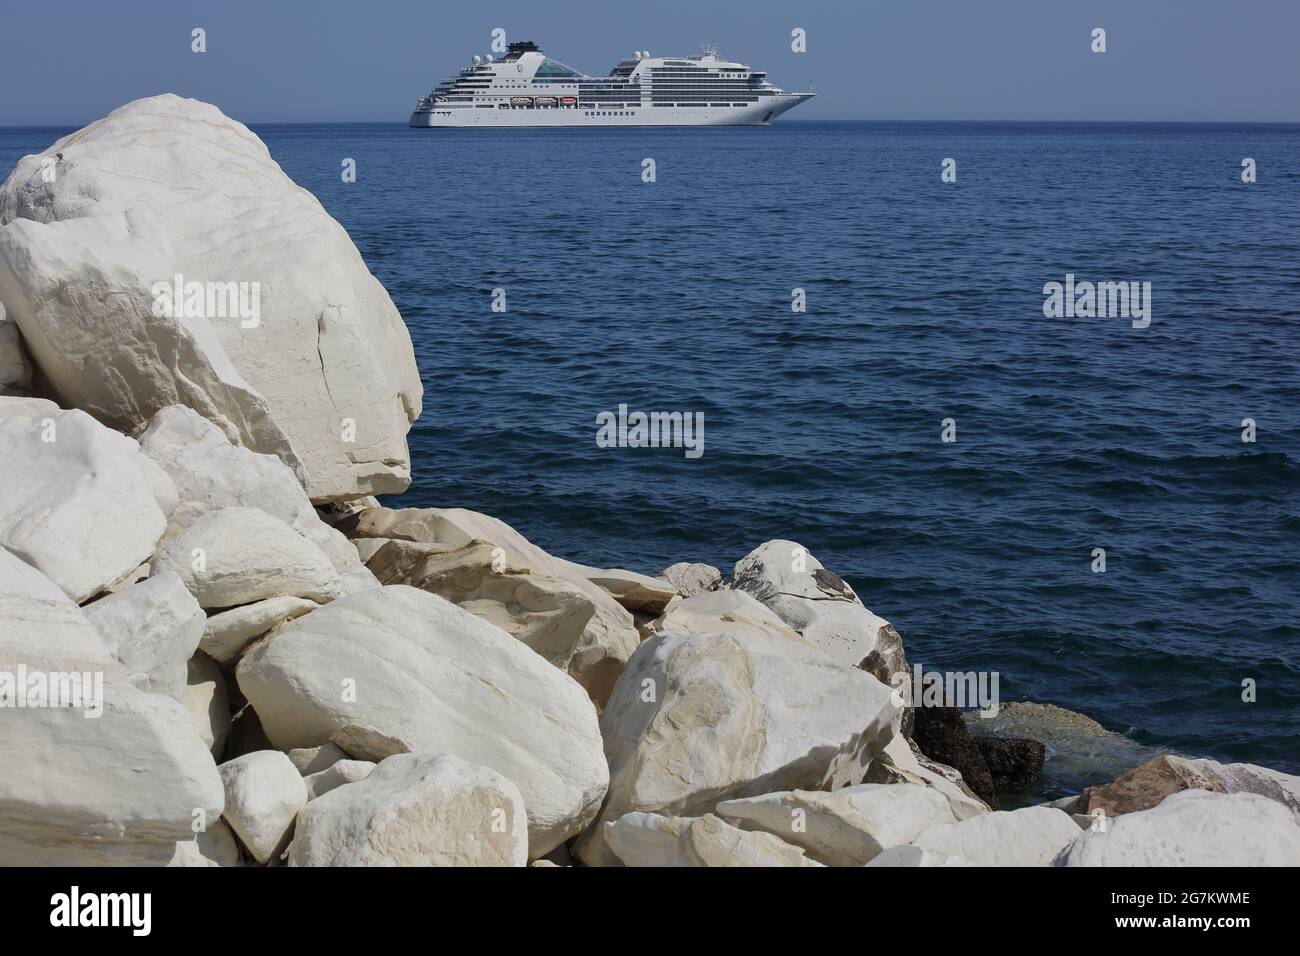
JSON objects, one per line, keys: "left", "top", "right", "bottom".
{"left": 450, "top": 79, "right": 756, "bottom": 86}
{"left": 446, "top": 77, "right": 756, "bottom": 83}
{"left": 439, "top": 95, "right": 761, "bottom": 101}
{"left": 435, "top": 96, "right": 761, "bottom": 104}
{"left": 429, "top": 102, "right": 757, "bottom": 110}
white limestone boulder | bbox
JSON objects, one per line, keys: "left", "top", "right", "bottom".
{"left": 336, "top": 563, "right": 382, "bottom": 595}
{"left": 0, "top": 208, "right": 297, "bottom": 469}
{"left": 582, "top": 568, "right": 677, "bottom": 614}
{"left": 368, "top": 538, "right": 596, "bottom": 673}
{"left": 661, "top": 562, "right": 723, "bottom": 597}
{"left": 0, "top": 94, "right": 422, "bottom": 502}
{"left": 83, "top": 571, "right": 204, "bottom": 699}
{"left": 0, "top": 547, "right": 116, "bottom": 672}
{"left": 200, "top": 595, "right": 320, "bottom": 665}
{"left": 0, "top": 395, "right": 58, "bottom": 420}
{"left": 183, "top": 652, "right": 230, "bottom": 758}
{"left": 288, "top": 743, "right": 348, "bottom": 776}
{"left": 288, "top": 753, "right": 528, "bottom": 867}
{"left": 1057, "top": 789, "right": 1300, "bottom": 866}
{"left": 152, "top": 507, "right": 340, "bottom": 609}
{"left": 865, "top": 845, "right": 974, "bottom": 867}
{"left": 1206, "top": 761, "right": 1300, "bottom": 821}
{"left": 236, "top": 585, "right": 608, "bottom": 857}
{"left": 0, "top": 301, "right": 31, "bottom": 392}
{"left": 0, "top": 681, "right": 225, "bottom": 865}
{"left": 606, "top": 812, "right": 821, "bottom": 867}
{"left": 644, "top": 589, "right": 804, "bottom": 642}
{"left": 137, "top": 405, "right": 359, "bottom": 571}
{"left": 906, "top": 805, "right": 1080, "bottom": 866}
{"left": 576, "top": 627, "right": 901, "bottom": 866}
{"left": 732, "top": 540, "right": 909, "bottom": 688}
{"left": 303, "top": 759, "right": 376, "bottom": 801}
{"left": 340, "top": 507, "right": 640, "bottom": 705}
{"left": 217, "top": 750, "right": 308, "bottom": 864}
{"left": 0, "top": 409, "right": 170, "bottom": 601}
{"left": 168, "top": 818, "right": 241, "bottom": 867}
{"left": 716, "top": 783, "right": 956, "bottom": 866}
{"left": 353, "top": 537, "right": 392, "bottom": 563}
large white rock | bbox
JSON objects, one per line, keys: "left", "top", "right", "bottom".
{"left": 732, "top": 540, "right": 908, "bottom": 685}
{"left": 237, "top": 585, "right": 608, "bottom": 857}
{"left": 660, "top": 562, "right": 722, "bottom": 597}
{"left": 644, "top": 589, "right": 804, "bottom": 642}
{"left": 137, "top": 405, "right": 360, "bottom": 570}
{"left": 0, "top": 547, "right": 116, "bottom": 672}
{"left": 288, "top": 743, "right": 348, "bottom": 776}
{"left": 0, "top": 395, "right": 58, "bottom": 420}
{"left": 0, "top": 208, "right": 295, "bottom": 468}
{"left": 1058, "top": 789, "right": 1300, "bottom": 866}
{"left": 368, "top": 538, "right": 596, "bottom": 673}
{"left": 576, "top": 627, "right": 902, "bottom": 866}
{"left": 582, "top": 568, "right": 677, "bottom": 614}
{"left": 168, "top": 818, "right": 241, "bottom": 867}
{"left": 1204, "top": 760, "right": 1300, "bottom": 821}
{"left": 0, "top": 301, "right": 31, "bottom": 392}
{"left": 289, "top": 753, "right": 528, "bottom": 867}
{"left": 83, "top": 572, "right": 204, "bottom": 699}
{"left": 304, "top": 759, "right": 375, "bottom": 801}
{"left": 152, "top": 507, "right": 340, "bottom": 609}
{"left": 342, "top": 507, "right": 640, "bottom": 705}
{"left": 0, "top": 409, "right": 169, "bottom": 601}
{"left": 200, "top": 595, "right": 320, "bottom": 665}
{"left": 0, "top": 682, "right": 225, "bottom": 865}
{"left": 183, "top": 652, "right": 230, "bottom": 758}
{"left": 716, "top": 783, "right": 956, "bottom": 866}
{"left": 907, "top": 805, "right": 1081, "bottom": 867}
{"left": 336, "top": 563, "right": 381, "bottom": 596}
{"left": 606, "top": 812, "right": 821, "bottom": 867}
{"left": 0, "top": 94, "right": 423, "bottom": 502}
{"left": 865, "top": 845, "right": 974, "bottom": 867}
{"left": 217, "top": 750, "right": 308, "bottom": 864}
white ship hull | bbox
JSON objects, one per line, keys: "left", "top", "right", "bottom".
{"left": 409, "top": 42, "right": 814, "bottom": 130}
{"left": 410, "top": 94, "right": 811, "bottom": 128}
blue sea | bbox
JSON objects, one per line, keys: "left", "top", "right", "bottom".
{"left": 4, "top": 120, "right": 1298, "bottom": 797}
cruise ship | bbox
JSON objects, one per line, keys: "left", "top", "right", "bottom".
{"left": 409, "top": 41, "right": 813, "bottom": 128}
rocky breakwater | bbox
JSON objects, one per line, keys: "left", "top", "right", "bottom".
{"left": 2, "top": 95, "right": 1299, "bottom": 868}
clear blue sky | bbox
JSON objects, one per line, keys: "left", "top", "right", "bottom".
{"left": 2, "top": 0, "right": 1296, "bottom": 125}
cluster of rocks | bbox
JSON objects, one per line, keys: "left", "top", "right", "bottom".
{"left": 2, "top": 95, "right": 1299, "bottom": 867}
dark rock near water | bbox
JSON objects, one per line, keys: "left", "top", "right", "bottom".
{"left": 910, "top": 706, "right": 1045, "bottom": 808}
{"left": 911, "top": 707, "right": 998, "bottom": 806}
{"left": 976, "top": 736, "right": 1045, "bottom": 795}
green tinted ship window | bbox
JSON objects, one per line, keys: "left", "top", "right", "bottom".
{"left": 535, "top": 58, "right": 580, "bottom": 78}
